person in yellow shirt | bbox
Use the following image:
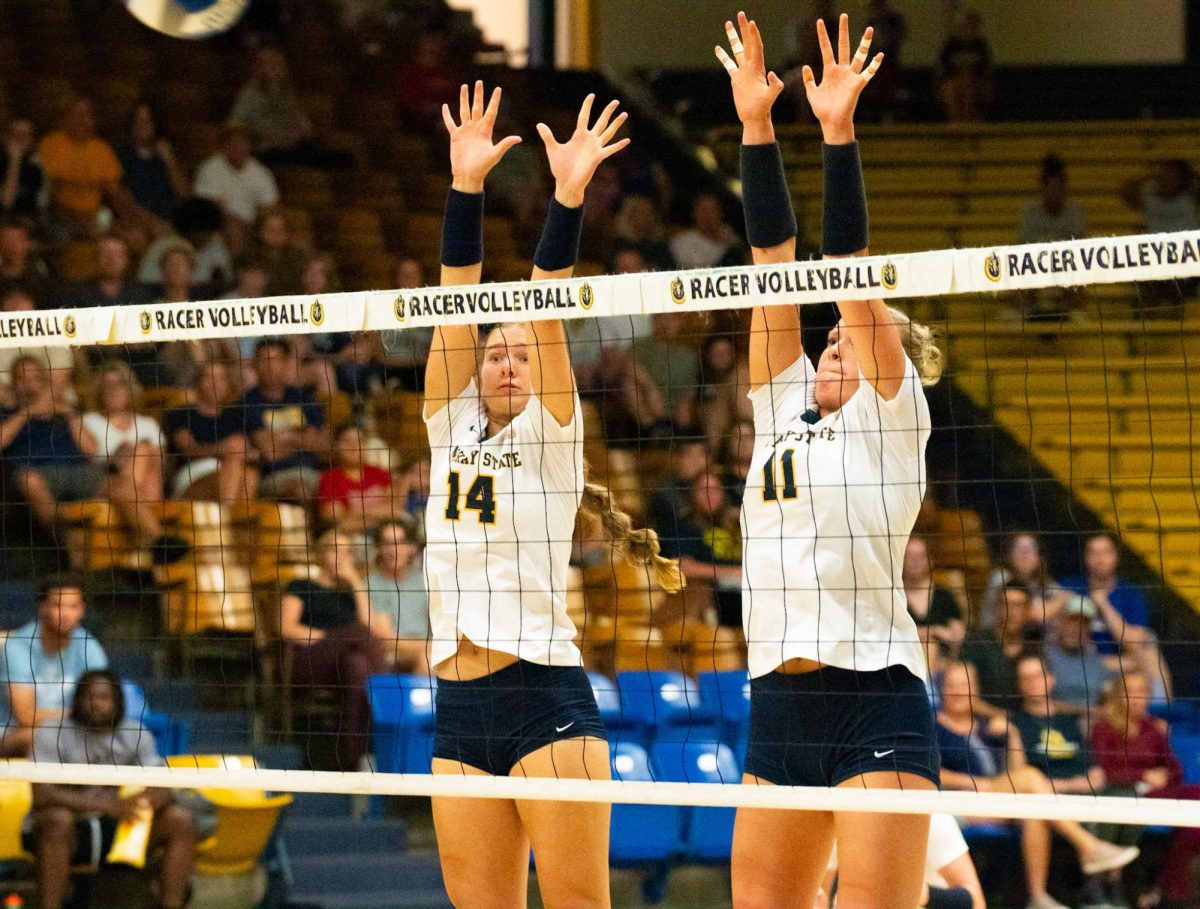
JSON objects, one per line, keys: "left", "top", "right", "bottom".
{"left": 38, "top": 99, "right": 123, "bottom": 237}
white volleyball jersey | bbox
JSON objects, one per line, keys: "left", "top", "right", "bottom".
{"left": 741, "top": 352, "right": 930, "bottom": 680}
{"left": 424, "top": 380, "right": 584, "bottom": 669}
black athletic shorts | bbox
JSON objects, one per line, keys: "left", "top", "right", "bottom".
{"left": 744, "top": 663, "right": 940, "bottom": 788}
{"left": 433, "top": 659, "right": 607, "bottom": 776}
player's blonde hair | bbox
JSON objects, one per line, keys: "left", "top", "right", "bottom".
{"left": 886, "top": 307, "right": 943, "bottom": 387}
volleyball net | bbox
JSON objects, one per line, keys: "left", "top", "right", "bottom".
{"left": 0, "top": 229, "right": 1198, "bottom": 828}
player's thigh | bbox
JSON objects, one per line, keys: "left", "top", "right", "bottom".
{"left": 833, "top": 771, "right": 935, "bottom": 909}
{"left": 431, "top": 758, "right": 529, "bottom": 909}
{"left": 731, "top": 774, "right": 834, "bottom": 909}
{"left": 512, "top": 736, "right": 611, "bottom": 909}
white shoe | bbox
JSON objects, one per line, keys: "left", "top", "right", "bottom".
{"left": 1082, "top": 841, "right": 1140, "bottom": 875}
{"left": 1027, "top": 894, "right": 1070, "bottom": 909}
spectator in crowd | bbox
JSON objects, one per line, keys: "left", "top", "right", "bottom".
{"left": 936, "top": 9, "right": 993, "bottom": 122}
{"left": 657, "top": 471, "right": 743, "bottom": 628}
{"left": 37, "top": 98, "right": 125, "bottom": 239}
{"left": 0, "top": 217, "right": 53, "bottom": 305}
{"left": 979, "top": 531, "right": 1069, "bottom": 629}
{"left": 193, "top": 124, "right": 280, "bottom": 256}
{"left": 317, "top": 423, "right": 399, "bottom": 533}
{"left": 861, "top": 0, "right": 909, "bottom": 119}
{"left": 152, "top": 243, "right": 199, "bottom": 305}
{"left": 565, "top": 250, "right": 653, "bottom": 391}
{"left": 1062, "top": 533, "right": 1151, "bottom": 655}
{"left": 631, "top": 311, "right": 701, "bottom": 434}
{"left": 29, "top": 669, "right": 194, "bottom": 909}
{"left": 395, "top": 31, "right": 462, "bottom": 134}
{"left": 365, "top": 516, "right": 430, "bottom": 673}
{"left": 1009, "top": 654, "right": 1140, "bottom": 908}
{"left": 587, "top": 343, "right": 669, "bottom": 446}
{"left": 936, "top": 661, "right": 1139, "bottom": 909}
{"left": 1121, "top": 158, "right": 1199, "bottom": 235}
{"left": 668, "top": 193, "right": 740, "bottom": 270}
{"left": 1, "top": 355, "right": 100, "bottom": 536}
{"left": 0, "top": 290, "right": 78, "bottom": 405}
{"left": 243, "top": 207, "right": 307, "bottom": 296}
{"left": 279, "top": 529, "right": 386, "bottom": 770}
{"left": 0, "top": 117, "right": 44, "bottom": 219}
{"left": 697, "top": 334, "right": 751, "bottom": 458}
{"left": 1019, "top": 155, "right": 1088, "bottom": 320}
{"left": 241, "top": 338, "right": 328, "bottom": 502}
{"left": 647, "top": 437, "right": 710, "bottom": 543}
{"left": 903, "top": 535, "right": 965, "bottom": 654}
{"left": 335, "top": 332, "right": 386, "bottom": 402}
{"left": 718, "top": 419, "right": 755, "bottom": 506}
{"left": 138, "top": 197, "right": 235, "bottom": 289}
{"left": 117, "top": 103, "right": 189, "bottom": 225}
{"left": 397, "top": 456, "right": 430, "bottom": 517}
{"left": 962, "top": 584, "right": 1039, "bottom": 720}
{"left": 164, "top": 359, "right": 256, "bottom": 503}
{"left": 1043, "top": 594, "right": 1115, "bottom": 716}
{"left": 1092, "top": 672, "right": 1200, "bottom": 909}
{"left": 0, "top": 574, "right": 106, "bottom": 757}
{"left": 381, "top": 257, "right": 434, "bottom": 391}
{"left": 611, "top": 195, "right": 674, "bottom": 272}
{"left": 60, "top": 233, "right": 154, "bottom": 310}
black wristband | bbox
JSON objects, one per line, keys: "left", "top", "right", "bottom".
{"left": 440, "top": 188, "right": 484, "bottom": 267}
{"left": 740, "top": 143, "right": 797, "bottom": 249}
{"left": 822, "top": 141, "right": 868, "bottom": 256}
{"left": 533, "top": 198, "right": 584, "bottom": 272}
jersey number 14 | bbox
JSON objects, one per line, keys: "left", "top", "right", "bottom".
{"left": 445, "top": 472, "right": 497, "bottom": 523}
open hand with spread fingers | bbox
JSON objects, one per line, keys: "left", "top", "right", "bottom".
{"left": 536, "top": 93, "right": 630, "bottom": 208}
{"left": 442, "top": 81, "right": 522, "bottom": 193}
{"left": 715, "top": 10, "right": 784, "bottom": 142}
{"left": 801, "top": 13, "right": 884, "bottom": 144}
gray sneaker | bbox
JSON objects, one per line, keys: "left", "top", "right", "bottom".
{"left": 1082, "top": 841, "right": 1141, "bottom": 875}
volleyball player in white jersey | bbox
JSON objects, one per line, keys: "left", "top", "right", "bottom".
{"left": 424, "top": 82, "right": 678, "bottom": 909}
{"left": 717, "top": 14, "right": 943, "bottom": 909}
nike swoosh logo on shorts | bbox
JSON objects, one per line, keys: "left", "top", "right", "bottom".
{"left": 873, "top": 749, "right": 895, "bottom": 758}
{"left": 555, "top": 722, "right": 575, "bottom": 734}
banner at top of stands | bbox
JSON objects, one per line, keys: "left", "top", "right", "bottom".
{"left": 3, "top": 231, "right": 1198, "bottom": 350}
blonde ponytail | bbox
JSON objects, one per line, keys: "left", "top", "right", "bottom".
{"left": 580, "top": 469, "right": 684, "bottom": 594}
{"left": 886, "top": 307, "right": 944, "bottom": 387}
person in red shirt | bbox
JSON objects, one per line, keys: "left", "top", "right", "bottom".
{"left": 317, "top": 423, "right": 401, "bottom": 533}
{"left": 1092, "top": 671, "right": 1200, "bottom": 908}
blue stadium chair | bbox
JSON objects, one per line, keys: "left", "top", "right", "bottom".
{"left": 609, "top": 742, "right": 685, "bottom": 865}
{"left": 588, "top": 671, "right": 632, "bottom": 743}
{"left": 651, "top": 741, "right": 739, "bottom": 863}
{"left": 696, "top": 670, "right": 751, "bottom": 759}
{"left": 616, "top": 671, "right": 716, "bottom": 747}
{"left": 122, "top": 680, "right": 189, "bottom": 757}
{"left": 369, "top": 674, "right": 438, "bottom": 774}
{"left": 1170, "top": 725, "right": 1200, "bottom": 784}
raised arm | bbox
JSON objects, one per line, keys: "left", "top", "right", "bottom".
{"left": 527, "top": 94, "right": 629, "bottom": 426}
{"left": 425, "top": 82, "right": 522, "bottom": 419}
{"left": 804, "top": 15, "right": 906, "bottom": 401}
{"left": 717, "top": 12, "right": 800, "bottom": 390}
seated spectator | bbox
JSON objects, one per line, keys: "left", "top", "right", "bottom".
{"left": 0, "top": 290, "right": 78, "bottom": 406}
{"left": 1009, "top": 654, "right": 1140, "bottom": 908}
{"left": 962, "top": 584, "right": 1040, "bottom": 719}
{"left": 718, "top": 420, "right": 755, "bottom": 506}
{"left": 241, "top": 338, "right": 328, "bottom": 502}
{"left": 1062, "top": 533, "right": 1156, "bottom": 657}
{"left": 903, "top": 534, "right": 965, "bottom": 655}
{"left": 193, "top": 124, "right": 280, "bottom": 256}
{"left": 612, "top": 195, "right": 675, "bottom": 272}
{"left": 936, "top": 9, "right": 992, "bottom": 122}
{"left": 152, "top": 243, "right": 198, "bottom": 305}
{"left": 117, "top": 103, "right": 188, "bottom": 225}
{"left": 587, "top": 344, "right": 668, "bottom": 446}
{"left": 860, "top": 0, "right": 909, "bottom": 119}
{"left": 1043, "top": 594, "right": 1114, "bottom": 716}
{"left": 979, "top": 531, "right": 1069, "bottom": 630}
{"left": 380, "top": 258, "right": 434, "bottom": 391}
{"left": 698, "top": 334, "right": 751, "bottom": 458}
{"left": 231, "top": 47, "right": 352, "bottom": 170}
{"left": 937, "top": 661, "right": 1137, "bottom": 909}
{"left": 138, "top": 197, "right": 234, "bottom": 288}
{"left": 631, "top": 311, "right": 701, "bottom": 433}
{"left": 335, "top": 332, "right": 386, "bottom": 402}
{"left": 668, "top": 193, "right": 740, "bottom": 271}
{"left": 657, "top": 471, "right": 743, "bottom": 627}
{"left": 1121, "top": 158, "right": 1200, "bottom": 235}
{"left": 37, "top": 98, "right": 127, "bottom": 239}
{"left": 0, "top": 217, "right": 53, "bottom": 305}
{"left": 279, "top": 529, "right": 386, "bottom": 770}
{"left": 1092, "top": 672, "right": 1200, "bottom": 909}
{"left": 0, "top": 574, "right": 106, "bottom": 757}
{"left": 566, "top": 255, "right": 653, "bottom": 393}
{"left": 60, "top": 233, "right": 154, "bottom": 310}
{"left": 318, "top": 423, "right": 400, "bottom": 533}
{"left": 0, "top": 118, "right": 44, "bottom": 219}
{"left": 164, "top": 359, "right": 256, "bottom": 503}
{"left": 647, "top": 437, "right": 710, "bottom": 539}
{"left": 397, "top": 457, "right": 431, "bottom": 517}
{"left": 29, "top": 669, "right": 194, "bottom": 909}
{"left": 365, "top": 517, "right": 430, "bottom": 673}
{"left": 243, "top": 207, "right": 307, "bottom": 296}
{"left": 1019, "top": 154, "right": 1087, "bottom": 320}
{"left": 1, "top": 355, "right": 101, "bottom": 536}
{"left": 395, "top": 32, "right": 462, "bottom": 134}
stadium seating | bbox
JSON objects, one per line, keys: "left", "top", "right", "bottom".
{"left": 650, "top": 742, "right": 739, "bottom": 863}
{"left": 608, "top": 742, "right": 685, "bottom": 865}
{"left": 369, "top": 674, "right": 438, "bottom": 775}
{"left": 122, "top": 681, "right": 192, "bottom": 758}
